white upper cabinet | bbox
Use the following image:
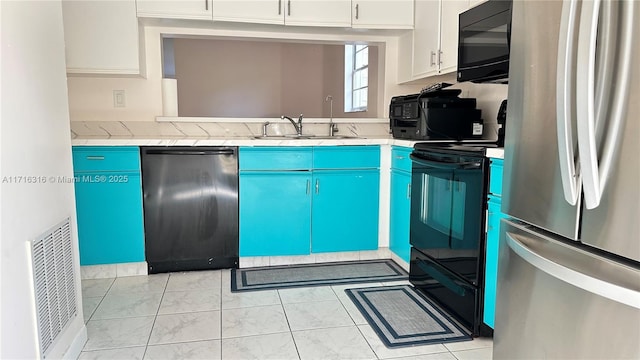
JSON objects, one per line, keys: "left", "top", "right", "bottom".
{"left": 136, "top": 0, "right": 213, "bottom": 20}
{"left": 284, "top": 0, "right": 351, "bottom": 27}
{"left": 62, "top": 0, "right": 142, "bottom": 75}
{"left": 352, "top": 0, "right": 414, "bottom": 29}
{"left": 406, "top": 0, "right": 469, "bottom": 81}
{"left": 438, "top": 0, "right": 468, "bottom": 73}
{"left": 212, "top": 0, "right": 350, "bottom": 27}
{"left": 468, "top": 0, "right": 487, "bottom": 8}
{"left": 412, "top": 0, "right": 440, "bottom": 78}
{"left": 213, "top": 0, "right": 285, "bottom": 25}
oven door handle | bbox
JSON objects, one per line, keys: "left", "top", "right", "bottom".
{"left": 410, "top": 154, "right": 482, "bottom": 170}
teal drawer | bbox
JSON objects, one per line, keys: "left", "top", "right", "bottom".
{"left": 72, "top": 146, "right": 140, "bottom": 172}
{"left": 489, "top": 158, "right": 504, "bottom": 197}
{"left": 239, "top": 147, "right": 312, "bottom": 171}
{"left": 313, "top": 146, "right": 380, "bottom": 169}
{"left": 391, "top": 146, "right": 413, "bottom": 172}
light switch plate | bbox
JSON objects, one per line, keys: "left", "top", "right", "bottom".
{"left": 113, "top": 90, "right": 125, "bottom": 108}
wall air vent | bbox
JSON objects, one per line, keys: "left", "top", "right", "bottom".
{"left": 30, "top": 218, "right": 77, "bottom": 358}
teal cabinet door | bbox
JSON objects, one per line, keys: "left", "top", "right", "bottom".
{"left": 390, "top": 170, "right": 411, "bottom": 262}
{"left": 239, "top": 171, "right": 312, "bottom": 256}
{"left": 311, "top": 169, "right": 380, "bottom": 253}
{"left": 74, "top": 172, "right": 145, "bottom": 265}
{"left": 73, "top": 146, "right": 145, "bottom": 266}
{"left": 484, "top": 195, "right": 506, "bottom": 328}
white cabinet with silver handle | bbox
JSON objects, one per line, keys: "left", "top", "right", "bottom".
{"left": 136, "top": 0, "right": 213, "bottom": 20}
{"left": 351, "top": 0, "right": 414, "bottom": 29}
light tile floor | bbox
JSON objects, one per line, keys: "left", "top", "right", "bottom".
{"left": 80, "top": 270, "right": 493, "bottom": 360}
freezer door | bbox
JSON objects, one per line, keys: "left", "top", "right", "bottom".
{"left": 502, "top": 0, "right": 580, "bottom": 239}
{"left": 580, "top": 1, "right": 640, "bottom": 262}
{"left": 494, "top": 219, "right": 640, "bottom": 359}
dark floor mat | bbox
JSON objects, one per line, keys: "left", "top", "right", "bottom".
{"left": 231, "top": 259, "right": 408, "bottom": 292}
{"left": 346, "top": 285, "right": 472, "bottom": 348}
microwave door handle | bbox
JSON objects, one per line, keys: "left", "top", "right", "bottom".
{"left": 556, "top": 0, "right": 580, "bottom": 206}
{"left": 580, "top": 0, "right": 634, "bottom": 209}
{"left": 410, "top": 154, "right": 481, "bottom": 170}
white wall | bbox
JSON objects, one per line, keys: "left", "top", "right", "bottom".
{"left": 1, "top": 1, "right": 85, "bottom": 358}
{"left": 66, "top": 25, "right": 423, "bottom": 122}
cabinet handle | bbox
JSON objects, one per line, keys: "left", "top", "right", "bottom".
{"left": 86, "top": 156, "right": 105, "bottom": 160}
{"left": 278, "top": 0, "right": 281, "bottom": 15}
{"left": 355, "top": 4, "right": 359, "bottom": 19}
{"left": 205, "top": 0, "right": 208, "bottom": 11}
{"left": 306, "top": 179, "right": 310, "bottom": 195}
{"left": 430, "top": 51, "right": 436, "bottom": 66}
{"left": 406, "top": 183, "right": 411, "bottom": 199}
{"left": 438, "top": 50, "right": 443, "bottom": 65}
{"left": 315, "top": 179, "right": 319, "bottom": 194}
{"left": 395, "top": 156, "right": 404, "bottom": 160}
{"left": 288, "top": 0, "right": 291, "bottom": 16}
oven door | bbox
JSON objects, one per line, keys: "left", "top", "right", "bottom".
{"left": 409, "top": 152, "right": 487, "bottom": 285}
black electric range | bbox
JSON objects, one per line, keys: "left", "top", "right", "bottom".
{"left": 408, "top": 140, "right": 493, "bottom": 337}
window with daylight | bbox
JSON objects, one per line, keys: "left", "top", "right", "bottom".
{"left": 344, "top": 44, "right": 368, "bottom": 112}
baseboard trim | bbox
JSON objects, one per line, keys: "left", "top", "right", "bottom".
{"left": 80, "top": 261, "right": 148, "bottom": 279}
{"left": 239, "top": 248, "right": 394, "bottom": 268}
{"left": 63, "top": 324, "right": 87, "bottom": 360}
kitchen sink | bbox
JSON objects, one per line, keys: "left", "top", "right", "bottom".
{"left": 252, "top": 135, "right": 361, "bottom": 140}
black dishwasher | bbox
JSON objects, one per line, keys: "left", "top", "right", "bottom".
{"left": 141, "top": 147, "right": 238, "bottom": 273}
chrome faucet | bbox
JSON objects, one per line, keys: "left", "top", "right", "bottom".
{"left": 325, "top": 95, "right": 338, "bottom": 136}
{"left": 282, "top": 114, "right": 304, "bottom": 135}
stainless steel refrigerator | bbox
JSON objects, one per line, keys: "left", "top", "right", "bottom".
{"left": 495, "top": 0, "right": 640, "bottom": 358}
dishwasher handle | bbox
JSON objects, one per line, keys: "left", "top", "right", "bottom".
{"left": 144, "top": 149, "right": 236, "bottom": 156}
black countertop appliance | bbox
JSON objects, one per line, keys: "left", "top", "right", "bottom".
{"left": 390, "top": 90, "right": 484, "bottom": 141}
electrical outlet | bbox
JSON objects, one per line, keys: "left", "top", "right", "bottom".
{"left": 113, "top": 90, "right": 126, "bottom": 108}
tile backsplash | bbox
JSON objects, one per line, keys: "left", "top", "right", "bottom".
{"left": 70, "top": 121, "right": 392, "bottom": 139}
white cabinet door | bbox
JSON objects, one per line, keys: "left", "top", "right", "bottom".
{"left": 352, "top": 0, "right": 414, "bottom": 29}
{"left": 62, "top": 0, "right": 141, "bottom": 75}
{"left": 468, "top": 0, "right": 487, "bottom": 8}
{"left": 213, "top": 0, "right": 284, "bottom": 24}
{"left": 438, "top": 0, "right": 468, "bottom": 74}
{"left": 412, "top": 0, "right": 440, "bottom": 78}
{"left": 285, "top": 0, "right": 351, "bottom": 27}
{"left": 136, "top": 0, "right": 213, "bottom": 20}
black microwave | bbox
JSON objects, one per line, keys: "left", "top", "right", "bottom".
{"left": 457, "top": 0, "right": 511, "bottom": 83}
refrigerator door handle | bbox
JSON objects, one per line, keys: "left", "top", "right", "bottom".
{"left": 593, "top": 0, "right": 616, "bottom": 142}
{"left": 556, "top": 0, "right": 580, "bottom": 206}
{"left": 505, "top": 231, "right": 640, "bottom": 309}
{"left": 579, "top": 0, "right": 635, "bottom": 209}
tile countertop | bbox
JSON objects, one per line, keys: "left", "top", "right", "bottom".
{"left": 70, "top": 136, "right": 503, "bottom": 158}
{"left": 69, "top": 121, "right": 501, "bottom": 154}
{"left": 71, "top": 137, "right": 418, "bottom": 147}
{"left": 486, "top": 148, "right": 504, "bottom": 159}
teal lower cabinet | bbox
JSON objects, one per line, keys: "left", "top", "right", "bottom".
{"left": 238, "top": 145, "right": 380, "bottom": 257}
{"left": 389, "top": 169, "right": 411, "bottom": 262}
{"left": 72, "top": 146, "right": 145, "bottom": 265}
{"left": 484, "top": 194, "right": 506, "bottom": 328}
{"left": 311, "top": 170, "right": 380, "bottom": 253}
{"left": 239, "top": 171, "right": 312, "bottom": 256}
{"left": 389, "top": 146, "right": 412, "bottom": 262}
